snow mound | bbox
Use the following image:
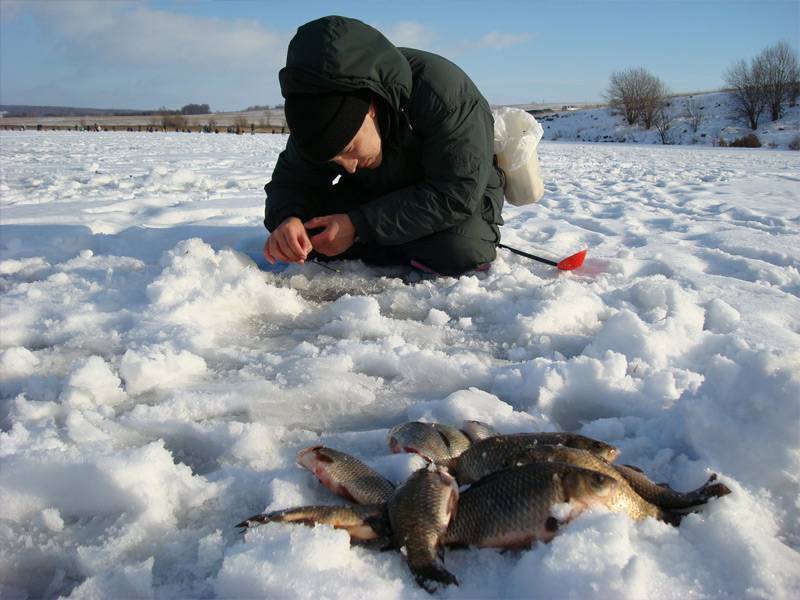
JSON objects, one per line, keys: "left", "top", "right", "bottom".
{"left": 147, "top": 238, "right": 304, "bottom": 326}
{"left": 214, "top": 525, "right": 407, "bottom": 599}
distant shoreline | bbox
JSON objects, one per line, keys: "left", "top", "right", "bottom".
{"left": 0, "top": 110, "right": 287, "bottom": 132}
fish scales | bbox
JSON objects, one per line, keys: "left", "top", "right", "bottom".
{"left": 388, "top": 467, "right": 459, "bottom": 589}
{"left": 433, "top": 423, "right": 472, "bottom": 459}
{"left": 454, "top": 433, "right": 619, "bottom": 484}
{"left": 460, "top": 420, "right": 500, "bottom": 443}
{"left": 297, "top": 446, "right": 395, "bottom": 504}
{"left": 237, "top": 503, "right": 390, "bottom": 540}
{"left": 387, "top": 421, "right": 471, "bottom": 465}
{"left": 509, "top": 446, "right": 663, "bottom": 520}
{"left": 444, "top": 462, "right": 618, "bottom": 548}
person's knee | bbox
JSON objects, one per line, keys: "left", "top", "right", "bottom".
{"left": 401, "top": 234, "right": 497, "bottom": 276}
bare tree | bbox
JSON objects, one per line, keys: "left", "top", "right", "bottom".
{"left": 639, "top": 77, "right": 669, "bottom": 129}
{"left": 682, "top": 98, "right": 703, "bottom": 132}
{"left": 606, "top": 68, "right": 643, "bottom": 124}
{"left": 605, "top": 67, "right": 668, "bottom": 128}
{"left": 654, "top": 107, "right": 673, "bottom": 144}
{"left": 789, "top": 78, "right": 800, "bottom": 107}
{"left": 233, "top": 115, "right": 249, "bottom": 134}
{"left": 757, "top": 41, "right": 800, "bottom": 121}
{"left": 725, "top": 58, "right": 767, "bottom": 130}
{"left": 161, "top": 113, "right": 187, "bottom": 130}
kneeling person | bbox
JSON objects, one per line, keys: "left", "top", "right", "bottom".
{"left": 263, "top": 16, "right": 504, "bottom": 276}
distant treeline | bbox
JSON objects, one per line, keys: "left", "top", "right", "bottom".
{"left": 0, "top": 105, "right": 154, "bottom": 117}
{"left": 0, "top": 102, "right": 290, "bottom": 118}
{"left": 243, "top": 104, "right": 284, "bottom": 111}
{"left": 1, "top": 103, "right": 215, "bottom": 118}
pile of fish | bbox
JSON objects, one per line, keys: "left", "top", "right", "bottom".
{"left": 238, "top": 421, "right": 731, "bottom": 591}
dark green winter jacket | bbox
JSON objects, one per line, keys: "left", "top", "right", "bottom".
{"left": 264, "top": 16, "right": 504, "bottom": 246}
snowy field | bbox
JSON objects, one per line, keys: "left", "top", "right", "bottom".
{"left": 1, "top": 130, "right": 799, "bottom": 599}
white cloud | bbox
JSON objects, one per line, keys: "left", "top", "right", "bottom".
{"left": 379, "top": 20, "right": 436, "bottom": 49}
{"left": 476, "top": 31, "right": 532, "bottom": 50}
{"left": 23, "top": 1, "right": 288, "bottom": 70}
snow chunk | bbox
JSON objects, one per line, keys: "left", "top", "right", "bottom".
{"left": 321, "top": 295, "right": 389, "bottom": 339}
{"left": 369, "top": 453, "right": 429, "bottom": 485}
{"left": 36, "top": 507, "right": 64, "bottom": 532}
{"left": 424, "top": 308, "right": 450, "bottom": 326}
{"left": 0, "top": 440, "right": 218, "bottom": 526}
{"left": 407, "top": 387, "right": 546, "bottom": 432}
{"left": 579, "top": 418, "right": 626, "bottom": 443}
{"left": 229, "top": 423, "right": 289, "bottom": 471}
{"left": 0, "top": 256, "right": 48, "bottom": 276}
{"left": 68, "top": 557, "right": 154, "bottom": 600}
{"left": 146, "top": 238, "right": 304, "bottom": 327}
{"left": 0, "top": 347, "right": 39, "bottom": 379}
{"left": 168, "top": 168, "right": 197, "bottom": 187}
{"left": 214, "top": 525, "right": 403, "bottom": 599}
{"left": 119, "top": 347, "right": 207, "bottom": 395}
{"left": 60, "top": 355, "right": 127, "bottom": 409}
{"left": 704, "top": 298, "right": 741, "bottom": 333}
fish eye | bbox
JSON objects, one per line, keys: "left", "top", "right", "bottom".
{"left": 591, "top": 473, "right": 614, "bottom": 495}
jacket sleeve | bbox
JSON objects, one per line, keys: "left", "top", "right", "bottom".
{"left": 348, "top": 88, "right": 495, "bottom": 246}
{"left": 264, "top": 136, "right": 338, "bottom": 232}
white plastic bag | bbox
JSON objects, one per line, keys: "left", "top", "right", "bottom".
{"left": 493, "top": 107, "right": 544, "bottom": 206}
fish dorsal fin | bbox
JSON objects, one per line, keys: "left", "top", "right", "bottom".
{"left": 463, "top": 463, "right": 522, "bottom": 490}
{"left": 434, "top": 427, "right": 452, "bottom": 449}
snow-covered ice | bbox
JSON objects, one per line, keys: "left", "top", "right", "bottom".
{"left": 1, "top": 130, "right": 799, "bottom": 598}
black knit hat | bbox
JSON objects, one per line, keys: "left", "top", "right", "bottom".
{"left": 285, "top": 90, "right": 371, "bottom": 162}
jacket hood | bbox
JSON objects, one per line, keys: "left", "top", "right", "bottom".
{"left": 279, "top": 16, "right": 412, "bottom": 112}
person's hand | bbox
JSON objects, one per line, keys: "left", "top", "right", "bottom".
{"left": 264, "top": 216, "right": 313, "bottom": 264}
{"left": 305, "top": 214, "right": 356, "bottom": 257}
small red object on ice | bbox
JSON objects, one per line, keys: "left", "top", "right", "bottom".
{"left": 498, "top": 244, "right": 588, "bottom": 271}
{"left": 556, "top": 249, "right": 587, "bottom": 271}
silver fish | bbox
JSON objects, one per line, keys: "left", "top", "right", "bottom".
{"left": 453, "top": 433, "right": 620, "bottom": 484}
{"left": 387, "top": 421, "right": 471, "bottom": 465}
{"left": 236, "top": 503, "right": 390, "bottom": 541}
{"left": 443, "top": 462, "right": 618, "bottom": 548}
{"left": 388, "top": 467, "right": 460, "bottom": 590}
{"left": 460, "top": 420, "right": 500, "bottom": 443}
{"left": 503, "top": 445, "right": 664, "bottom": 520}
{"left": 297, "top": 446, "right": 395, "bottom": 504}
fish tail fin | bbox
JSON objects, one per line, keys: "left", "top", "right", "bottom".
{"left": 680, "top": 474, "right": 733, "bottom": 507}
{"left": 660, "top": 477, "right": 733, "bottom": 525}
{"left": 412, "top": 563, "right": 459, "bottom": 592}
{"left": 235, "top": 513, "right": 273, "bottom": 529}
{"left": 660, "top": 509, "right": 684, "bottom": 527}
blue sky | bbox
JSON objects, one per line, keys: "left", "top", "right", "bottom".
{"left": 1, "top": 0, "right": 797, "bottom": 111}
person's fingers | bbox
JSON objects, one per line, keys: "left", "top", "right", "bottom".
{"left": 275, "top": 232, "right": 299, "bottom": 262}
{"left": 300, "top": 231, "right": 313, "bottom": 255}
{"left": 287, "top": 230, "right": 308, "bottom": 261}
{"left": 314, "top": 238, "right": 340, "bottom": 257}
{"left": 304, "top": 216, "right": 330, "bottom": 230}
{"left": 311, "top": 221, "right": 339, "bottom": 245}
{"left": 263, "top": 239, "right": 276, "bottom": 264}
{"left": 270, "top": 236, "right": 289, "bottom": 263}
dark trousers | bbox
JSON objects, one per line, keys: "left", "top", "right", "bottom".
{"left": 318, "top": 183, "right": 500, "bottom": 276}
